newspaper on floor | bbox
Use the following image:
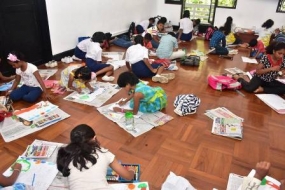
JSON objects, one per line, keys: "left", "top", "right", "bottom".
{"left": 226, "top": 173, "right": 244, "bottom": 190}
{"left": 64, "top": 81, "right": 120, "bottom": 107}
{"left": 97, "top": 102, "right": 173, "bottom": 137}
{"left": 39, "top": 69, "right": 58, "bottom": 80}
{"left": 0, "top": 108, "right": 70, "bottom": 142}
{"left": 205, "top": 107, "right": 244, "bottom": 121}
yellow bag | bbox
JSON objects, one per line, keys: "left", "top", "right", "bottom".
{"left": 226, "top": 32, "right": 236, "bottom": 44}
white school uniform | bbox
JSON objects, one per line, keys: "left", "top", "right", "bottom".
{"left": 68, "top": 148, "right": 115, "bottom": 190}
{"left": 86, "top": 42, "right": 102, "bottom": 61}
{"left": 16, "top": 63, "right": 41, "bottom": 88}
{"left": 142, "top": 25, "right": 159, "bottom": 37}
{"left": 77, "top": 38, "right": 91, "bottom": 52}
{"left": 125, "top": 44, "right": 149, "bottom": 64}
{"left": 179, "top": 18, "right": 193, "bottom": 34}
{"left": 139, "top": 20, "right": 149, "bottom": 30}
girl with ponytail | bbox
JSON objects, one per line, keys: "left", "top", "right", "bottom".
{"left": 57, "top": 124, "right": 134, "bottom": 189}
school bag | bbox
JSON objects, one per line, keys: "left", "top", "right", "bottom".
{"left": 128, "top": 22, "right": 137, "bottom": 40}
{"left": 208, "top": 75, "right": 241, "bottom": 91}
{"left": 180, "top": 55, "right": 200, "bottom": 66}
{"left": 173, "top": 94, "right": 201, "bottom": 116}
{"left": 205, "top": 26, "right": 215, "bottom": 41}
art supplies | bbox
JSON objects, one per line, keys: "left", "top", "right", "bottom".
{"left": 0, "top": 80, "right": 13, "bottom": 91}
{"left": 24, "top": 144, "right": 57, "bottom": 158}
{"left": 64, "top": 82, "right": 120, "bottom": 107}
{"left": 205, "top": 107, "right": 244, "bottom": 121}
{"left": 0, "top": 96, "right": 14, "bottom": 112}
{"left": 211, "top": 117, "right": 243, "bottom": 140}
{"left": 241, "top": 56, "right": 258, "bottom": 64}
{"left": 14, "top": 101, "right": 58, "bottom": 121}
{"left": 106, "top": 163, "right": 140, "bottom": 182}
{"left": 110, "top": 182, "right": 149, "bottom": 190}
{"left": 0, "top": 108, "right": 70, "bottom": 142}
{"left": 98, "top": 102, "right": 173, "bottom": 137}
{"left": 3, "top": 157, "right": 58, "bottom": 190}
{"left": 237, "top": 169, "right": 281, "bottom": 190}
{"left": 256, "top": 94, "right": 285, "bottom": 114}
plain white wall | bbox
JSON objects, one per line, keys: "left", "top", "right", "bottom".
{"left": 156, "top": 0, "right": 182, "bottom": 25}
{"left": 45, "top": 0, "right": 157, "bottom": 55}
{"left": 214, "top": 0, "right": 284, "bottom": 30}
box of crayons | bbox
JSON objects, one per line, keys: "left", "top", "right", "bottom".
{"left": 24, "top": 145, "right": 57, "bottom": 158}
{"left": 106, "top": 163, "right": 140, "bottom": 182}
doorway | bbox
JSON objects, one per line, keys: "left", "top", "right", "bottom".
{"left": 0, "top": 0, "right": 52, "bottom": 75}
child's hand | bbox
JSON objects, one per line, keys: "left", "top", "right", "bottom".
{"left": 12, "top": 163, "right": 22, "bottom": 171}
{"left": 254, "top": 161, "right": 270, "bottom": 180}
{"left": 113, "top": 107, "right": 122, "bottom": 113}
{"left": 43, "top": 92, "right": 53, "bottom": 100}
{"left": 76, "top": 88, "right": 82, "bottom": 94}
{"left": 118, "top": 99, "right": 127, "bottom": 106}
{"left": 89, "top": 87, "right": 95, "bottom": 93}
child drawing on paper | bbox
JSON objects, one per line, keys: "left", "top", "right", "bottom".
{"left": 6, "top": 51, "right": 53, "bottom": 103}
{"left": 56, "top": 124, "right": 135, "bottom": 189}
{"left": 0, "top": 163, "right": 23, "bottom": 187}
{"left": 113, "top": 72, "right": 167, "bottom": 115}
{"left": 59, "top": 66, "right": 96, "bottom": 94}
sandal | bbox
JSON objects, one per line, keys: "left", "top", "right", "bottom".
{"left": 161, "top": 73, "right": 175, "bottom": 80}
{"left": 152, "top": 75, "right": 169, "bottom": 83}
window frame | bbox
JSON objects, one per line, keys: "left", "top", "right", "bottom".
{"left": 165, "top": 0, "right": 183, "bottom": 5}
{"left": 276, "top": 0, "right": 285, "bottom": 13}
{"left": 216, "top": 0, "right": 237, "bottom": 9}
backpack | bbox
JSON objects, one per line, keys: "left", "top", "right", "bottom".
{"left": 205, "top": 26, "right": 215, "bottom": 41}
{"left": 208, "top": 75, "right": 241, "bottom": 91}
{"left": 181, "top": 55, "right": 200, "bottom": 66}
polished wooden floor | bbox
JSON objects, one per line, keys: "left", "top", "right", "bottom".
{"left": 1, "top": 38, "right": 285, "bottom": 189}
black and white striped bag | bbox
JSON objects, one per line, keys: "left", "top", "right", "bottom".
{"left": 173, "top": 94, "right": 201, "bottom": 116}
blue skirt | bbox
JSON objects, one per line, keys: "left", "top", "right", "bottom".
{"left": 131, "top": 60, "right": 162, "bottom": 78}
{"left": 74, "top": 46, "right": 86, "bottom": 60}
{"left": 86, "top": 58, "right": 110, "bottom": 72}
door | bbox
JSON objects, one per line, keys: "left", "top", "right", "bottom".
{"left": 0, "top": 0, "right": 52, "bottom": 75}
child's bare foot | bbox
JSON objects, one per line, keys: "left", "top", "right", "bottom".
{"left": 232, "top": 73, "right": 243, "bottom": 80}
{"left": 254, "top": 86, "right": 264, "bottom": 93}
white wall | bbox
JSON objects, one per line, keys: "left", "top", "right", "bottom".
{"left": 156, "top": 0, "right": 182, "bottom": 25}
{"left": 45, "top": 0, "right": 157, "bottom": 55}
{"left": 214, "top": 0, "right": 284, "bottom": 30}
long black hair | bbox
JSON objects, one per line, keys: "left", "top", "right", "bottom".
{"left": 224, "top": 16, "right": 233, "bottom": 36}
{"left": 262, "top": 19, "right": 274, "bottom": 29}
{"left": 74, "top": 66, "right": 91, "bottom": 81}
{"left": 117, "top": 71, "right": 139, "bottom": 88}
{"left": 266, "top": 42, "right": 285, "bottom": 54}
{"left": 56, "top": 124, "right": 102, "bottom": 177}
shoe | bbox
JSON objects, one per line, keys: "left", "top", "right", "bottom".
{"left": 102, "top": 75, "right": 115, "bottom": 82}
{"left": 61, "top": 57, "right": 67, "bottom": 63}
{"left": 67, "top": 56, "right": 73, "bottom": 63}
{"left": 50, "top": 60, "right": 58, "bottom": 67}
{"left": 167, "top": 65, "right": 178, "bottom": 71}
{"left": 161, "top": 73, "right": 175, "bottom": 80}
{"left": 45, "top": 61, "right": 51, "bottom": 67}
{"left": 72, "top": 55, "right": 82, "bottom": 61}
{"left": 152, "top": 75, "right": 169, "bottom": 83}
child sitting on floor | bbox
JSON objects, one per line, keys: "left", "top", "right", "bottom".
{"left": 113, "top": 72, "right": 167, "bottom": 115}
{"left": 59, "top": 65, "right": 96, "bottom": 93}
{"left": 156, "top": 32, "right": 185, "bottom": 60}
{"left": 144, "top": 33, "right": 154, "bottom": 51}
{"left": 125, "top": 35, "right": 174, "bottom": 83}
{"left": 57, "top": 124, "right": 134, "bottom": 189}
{"left": 72, "top": 37, "right": 91, "bottom": 61}
{"left": 86, "top": 32, "right": 115, "bottom": 82}
{"left": 240, "top": 39, "right": 265, "bottom": 59}
{"left": 232, "top": 42, "right": 285, "bottom": 94}
{"left": 209, "top": 27, "right": 229, "bottom": 55}
{"left": 6, "top": 51, "right": 52, "bottom": 103}
{"left": 142, "top": 20, "right": 165, "bottom": 48}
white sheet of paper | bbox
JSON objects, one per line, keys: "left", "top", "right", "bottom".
{"left": 256, "top": 94, "right": 285, "bottom": 113}
{"left": 70, "top": 87, "right": 105, "bottom": 102}
{"left": 241, "top": 56, "right": 258, "bottom": 64}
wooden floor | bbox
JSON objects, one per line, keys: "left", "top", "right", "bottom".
{"left": 1, "top": 38, "right": 285, "bottom": 190}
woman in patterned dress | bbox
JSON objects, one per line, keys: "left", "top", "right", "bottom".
{"left": 113, "top": 72, "right": 167, "bottom": 114}
{"left": 233, "top": 42, "right": 285, "bottom": 94}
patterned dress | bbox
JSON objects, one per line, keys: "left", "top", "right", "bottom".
{"left": 130, "top": 82, "right": 167, "bottom": 113}
{"left": 59, "top": 65, "right": 87, "bottom": 89}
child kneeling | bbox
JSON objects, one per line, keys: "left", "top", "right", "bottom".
{"left": 113, "top": 72, "right": 167, "bottom": 115}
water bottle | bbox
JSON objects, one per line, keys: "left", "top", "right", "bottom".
{"left": 125, "top": 111, "right": 134, "bottom": 131}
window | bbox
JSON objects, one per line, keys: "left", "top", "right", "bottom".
{"left": 165, "top": 0, "right": 183, "bottom": 4}
{"left": 217, "top": 0, "right": 237, "bottom": 9}
{"left": 277, "top": 0, "right": 285, "bottom": 13}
